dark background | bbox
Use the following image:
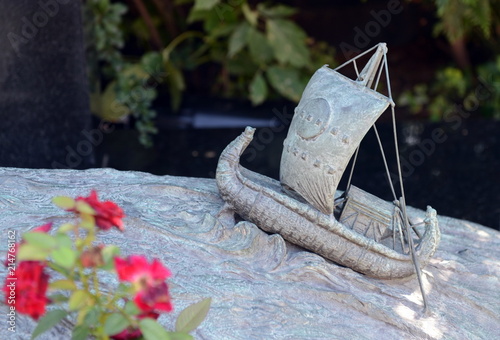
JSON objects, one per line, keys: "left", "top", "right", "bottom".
{"left": 0, "top": 0, "right": 498, "bottom": 230}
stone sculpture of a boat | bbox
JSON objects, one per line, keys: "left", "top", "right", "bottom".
{"left": 216, "top": 44, "right": 440, "bottom": 291}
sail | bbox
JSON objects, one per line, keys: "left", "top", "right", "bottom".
{"left": 280, "top": 60, "right": 391, "bottom": 215}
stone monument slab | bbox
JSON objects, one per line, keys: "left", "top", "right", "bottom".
{"left": 0, "top": 167, "right": 498, "bottom": 339}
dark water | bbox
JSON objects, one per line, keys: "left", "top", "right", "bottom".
{"left": 95, "top": 109, "right": 499, "bottom": 231}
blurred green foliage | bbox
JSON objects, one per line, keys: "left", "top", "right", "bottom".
{"left": 399, "top": 0, "right": 500, "bottom": 120}
{"left": 477, "top": 57, "right": 500, "bottom": 118}
{"left": 399, "top": 67, "right": 471, "bottom": 121}
{"left": 85, "top": 0, "right": 160, "bottom": 147}
{"left": 186, "top": 1, "right": 336, "bottom": 105}
{"left": 433, "top": 0, "right": 498, "bottom": 42}
{"left": 399, "top": 61, "right": 500, "bottom": 120}
{"left": 84, "top": 0, "right": 336, "bottom": 147}
{"left": 84, "top": 0, "right": 500, "bottom": 148}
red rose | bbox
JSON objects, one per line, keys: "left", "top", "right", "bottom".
{"left": 114, "top": 256, "right": 171, "bottom": 285}
{"left": 110, "top": 312, "right": 159, "bottom": 340}
{"left": 3, "top": 261, "right": 50, "bottom": 320}
{"left": 74, "top": 190, "right": 125, "bottom": 231}
{"left": 114, "top": 256, "right": 173, "bottom": 313}
{"left": 33, "top": 223, "right": 52, "bottom": 233}
{"left": 134, "top": 282, "right": 172, "bottom": 313}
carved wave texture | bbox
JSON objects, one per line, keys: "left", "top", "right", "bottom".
{"left": 0, "top": 168, "right": 498, "bottom": 339}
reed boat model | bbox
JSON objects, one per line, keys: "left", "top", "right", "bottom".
{"left": 216, "top": 43, "right": 441, "bottom": 307}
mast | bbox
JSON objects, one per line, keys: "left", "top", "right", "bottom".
{"left": 357, "top": 43, "right": 386, "bottom": 88}
{"left": 280, "top": 44, "right": 390, "bottom": 215}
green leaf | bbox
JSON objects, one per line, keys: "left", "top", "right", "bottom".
{"left": 123, "top": 63, "right": 150, "bottom": 80}
{"left": 139, "top": 318, "right": 172, "bottom": 340}
{"left": 124, "top": 300, "right": 141, "bottom": 316}
{"left": 170, "top": 332, "right": 194, "bottom": 340}
{"left": 226, "top": 54, "right": 259, "bottom": 76}
{"left": 165, "top": 61, "right": 186, "bottom": 111}
{"left": 258, "top": 4, "right": 297, "bottom": 18}
{"left": 51, "top": 247, "right": 77, "bottom": 269}
{"left": 47, "top": 262, "right": 71, "bottom": 276}
{"left": 57, "top": 223, "right": 75, "bottom": 234}
{"left": 175, "top": 298, "right": 212, "bottom": 333}
{"left": 23, "top": 232, "right": 57, "bottom": 249}
{"left": 267, "top": 19, "right": 309, "bottom": 67}
{"left": 52, "top": 196, "right": 75, "bottom": 210}
{"left": 95, "top": 81, "right": 131, "bottom": 122}
{"left": 187, "top": 9, "right": 208, "bottom": 24}
{"left": 102, "top": 245, "right": 120, "bottom": 263}
{"left": 80, "top": 213, "right": 96, "bottom": 230}
{"left": 266, "top": 66, "right": 306, "bottom": 102}
{"left": 71, "top": 325, "right": 90, "bottom": 340}
{"left": 75, "top": 200, "right": 95, "bottom": 215}
{"left": 31, "top": 310, "right": 68, "bottom": 339}
{"left": 209, "top": 23, "right": 238, "bottom": 38}
{"left": 165, "top": 61, "right": 186, "bottom": 91}
{"left": 193, "top": 0, "right": 220, "bottom": 11}
{"left": 49, "top": 279, "right": 77, "bottom": 291}
{"left": 228, "top": 22, "right": 250, "bottom": 57}
{"left": 141, "top": 51, "right": 163, "bottom": 77}
{"left": 242, "top": 3, "right": 258, "bottom": 26}
{"left": 83, "top": 306, "right": 100, "bottom": 326}
{"left": 55, "top": 233, "right": 73, "bottom": 248}
{"left": 104, "top": 313, "right": 130, "bottom": 336}
{"left": 247, "top": 28, "right": 273, "bottom": 64}
{"left": 47, "top": 293, "right": 69, "bottom": 304}
{"left": 17, "top": 243, "right": 50, "bottom": 261}
{"left": 209, "top": 2, "right": 238, "bottom": 25}
{"left": 76, "top": 306, "right": 91, "bottom": 326}
{"left": 69, "top": 290, "right": 90, "bottom": 311}
{"left": 249, "top": 73, "right": 268, "bottom": 105}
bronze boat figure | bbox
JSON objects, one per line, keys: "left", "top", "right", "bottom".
{"left": 216, "top": 43, "right": 441, "bottom": 284}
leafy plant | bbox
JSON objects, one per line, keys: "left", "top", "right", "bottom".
{"left": 397, "top": 1, "right": 500, "bottom": 120}
{"left": 3, "top": 190, "right": 210, "bottom": 339}
{"left": 85, "top": 0, "right": 162, "bottom": 147}
{"left": 433, "top": 0, "right": 496, "bottom": 42}
{"left": 428, "top": 0, "right": 500, "bottom": 68}
{"left": 399, "top": 60, "right": 500, "bottom": 120}
{"left": 84, "top": 0, "right": 337, "bottom": 147}
{"left": 477, "top": 56, "right": 500, "bottom": 118}
{"left": 185, "top": 1, "right": 337, "bottom": 105}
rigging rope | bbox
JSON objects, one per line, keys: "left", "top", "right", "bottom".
{"left": 332, "top": 44, "right": 430, "bottom": 312}
{"left": 383, "top": 52, "right": 429, "bottom": 313}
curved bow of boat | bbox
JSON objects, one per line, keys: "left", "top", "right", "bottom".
{"left": 216, "top": 127, "right": 441, "bottom": 279}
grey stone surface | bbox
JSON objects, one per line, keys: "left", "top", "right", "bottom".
{"left": 0, "top": 1, "right": 93, "bottom": 169}
{"left": 0, "top": 167, "right": 499, "bottom": 339}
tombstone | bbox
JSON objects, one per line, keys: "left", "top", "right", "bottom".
{"left": 0, "top": 0, "right": 93, "bottom": 169}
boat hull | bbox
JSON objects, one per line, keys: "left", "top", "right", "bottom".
{"left": 216, "top": 127, "right": 441, "bottom": 279}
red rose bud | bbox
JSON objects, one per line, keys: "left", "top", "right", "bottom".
{"left": 80, "top": 245, "right": 105, "bottom": 268}
{"left": 73, "top": 190, "right": 125, "bottom": 231}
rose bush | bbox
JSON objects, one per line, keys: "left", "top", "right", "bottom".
{"left": 2, "top": 191, "right": 210, "bottom": 340}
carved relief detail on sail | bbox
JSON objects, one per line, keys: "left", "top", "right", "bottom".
{"left": 280, "top": 66, "right": 391, "bottom": 215}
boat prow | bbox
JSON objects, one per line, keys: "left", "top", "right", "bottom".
{"left": 216, "top": 127, "right": 441, "bottom": 279}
